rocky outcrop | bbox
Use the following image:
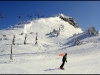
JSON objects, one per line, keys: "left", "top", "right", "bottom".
{"left": 59, "top": 14, "right": 79, "bottom": 28}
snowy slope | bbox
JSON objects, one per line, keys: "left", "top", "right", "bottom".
{"left": 0, "top": 14, "right": 100, "bottom": 74}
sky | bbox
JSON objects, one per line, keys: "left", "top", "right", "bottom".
{"left": 0, "top": 1, "right": 100, "bottom": 31}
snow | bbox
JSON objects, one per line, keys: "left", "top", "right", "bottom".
{"left": 0, "top": 14, "right": 100, "bottom": 74}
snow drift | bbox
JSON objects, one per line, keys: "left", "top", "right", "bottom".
{"left": 0, "top": 14, "right": 100, "bottom": 74}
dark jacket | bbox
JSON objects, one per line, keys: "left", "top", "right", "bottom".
{"left": 62, "top": 55, "right": 67, "bottom": 62}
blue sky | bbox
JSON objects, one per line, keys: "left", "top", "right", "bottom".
{"left": 0, "top": 1, "right": 100, "bottom": 31}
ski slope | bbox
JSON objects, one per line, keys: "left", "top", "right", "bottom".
{"left": 0, "top": 14, "right": 100, "bottom": 74}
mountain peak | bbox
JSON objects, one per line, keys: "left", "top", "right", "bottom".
{"left": 57, "top": 13, "right": 72, "bottom": 19}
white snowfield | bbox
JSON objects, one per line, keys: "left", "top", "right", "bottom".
{"left": 0, "top": 14, "right": 100, "bottom": 74}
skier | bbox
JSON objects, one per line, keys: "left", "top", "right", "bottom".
{"left": 60, "top": 53, "right": 67, "bottom": 70}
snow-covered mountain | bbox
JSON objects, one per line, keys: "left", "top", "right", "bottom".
{"left": 0, "top": 14, "right": 100, "bottom": 74}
